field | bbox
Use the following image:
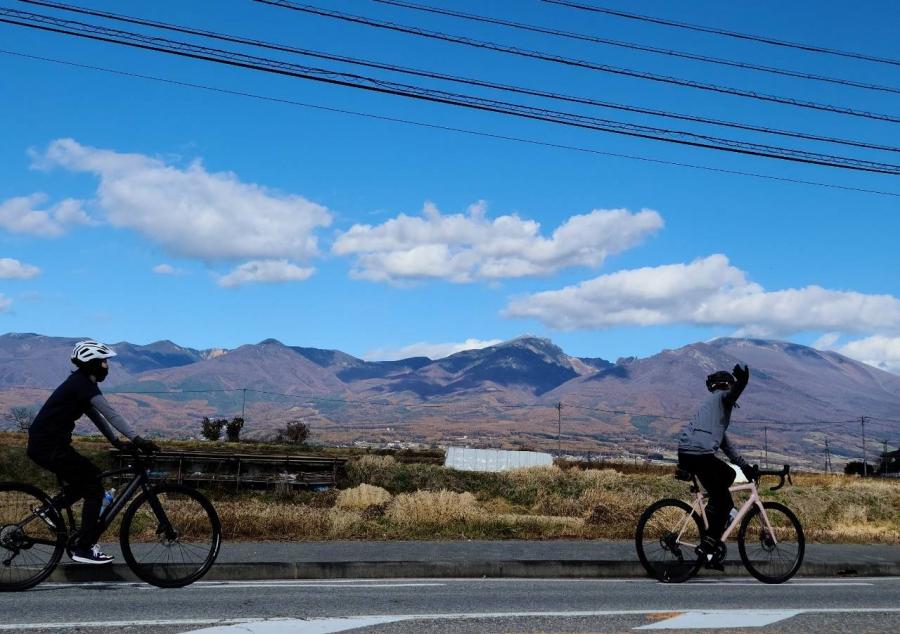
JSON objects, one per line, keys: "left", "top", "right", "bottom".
{"left": 1, "top": 432, "right": 897, "bottom": 544}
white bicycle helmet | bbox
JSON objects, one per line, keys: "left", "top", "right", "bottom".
{"left": 71, "top": 340, "right": 117, "bottom": 364}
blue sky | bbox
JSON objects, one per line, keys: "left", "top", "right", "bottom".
{"left": 1, "top": 0, "right": 899, "bottom": 370}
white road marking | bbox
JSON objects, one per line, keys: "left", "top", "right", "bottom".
{"left": 4, "top": 609, "right": 900, "bottom": 631}
{"left": 145, "top": 582, "right": 446, "bottom": 590}
{"left": 636, "top": 610, "right": 803, "bottom": 629}
{"left": 681, "top": 581, "right": 873, "bottom": 586}
{"left": 189, "top": 616, "right": 403, "bottom": 634}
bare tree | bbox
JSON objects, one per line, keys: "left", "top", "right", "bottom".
{"left": 6, "top": 407, "right": 35, "bottom": 433}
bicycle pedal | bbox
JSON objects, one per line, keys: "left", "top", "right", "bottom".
{"left": 704, "top": 559, "right": 726, "bottom": 571}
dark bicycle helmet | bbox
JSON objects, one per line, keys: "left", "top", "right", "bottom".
{"left": 706, "top": 370, "right": 735, "bottom": 392}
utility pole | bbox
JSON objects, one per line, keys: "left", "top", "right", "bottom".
{"left": 824, "top": 439, "right": 832, "bottom": 474}
{"left": 882, "top": 440, "right": 889, "bottom": 475}
{"left": 241, "top": 388, "right": 247, "bottom": 420}
{"left": 861, "top": 416, "right": 868, "bottom": 476}
{"left": 556, "top": 401, "right": 563, "bottom": 456}
{"left": 764, "top": 426, "right": 769, "bottom": 469}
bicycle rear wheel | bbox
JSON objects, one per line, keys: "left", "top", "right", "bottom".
{"left": 119, "top": 484, "right": 221, "bottom": 588}
{"left": 737, "top": 501, "right": 804, "bottom": 584}
{"left": 0, "top": 483, "right": 66, "bottom": 591}
{"left": 635, "top": 498, "right": 703, "bottom": 583}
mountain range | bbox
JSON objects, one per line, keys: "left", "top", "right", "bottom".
{"left": 2, "top": 332, "right": 898, "bottom": 466}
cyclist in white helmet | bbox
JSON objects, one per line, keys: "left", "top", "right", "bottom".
{"left": 27, "top": 340, "right": 160, "bottom": 564}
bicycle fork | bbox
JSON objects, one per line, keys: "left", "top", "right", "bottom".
{"left": 144, "top": 490, "right": 178, "bottom": 542}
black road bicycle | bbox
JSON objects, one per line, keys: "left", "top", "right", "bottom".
{"left": 0, "top": 445, "right": 221, "bottom": 591}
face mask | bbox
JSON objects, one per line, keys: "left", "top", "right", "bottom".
{"left": 88, "top": 360, "right": 109, "bottom": 382}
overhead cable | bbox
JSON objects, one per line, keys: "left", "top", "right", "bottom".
{"left": 6, "top": 49, "right": 898, "bottom": 199}
{"left": 542, "top": 0, "right": 900, "bottom": 68}
{"left": 252, "top": 0, "right": 900, "bottom": 124}
{"left": 26, "top": 0, "right": 899, "bottom": 155}
{"left": 4, "top": 10, "right": 898, "bottom": 174}
{"left": 372, "top": 0, "right": 900, "bottom": 95}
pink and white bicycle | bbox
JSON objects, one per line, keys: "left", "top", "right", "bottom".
{"left": 635, "top": 465, "right": 804, "bottom": 584}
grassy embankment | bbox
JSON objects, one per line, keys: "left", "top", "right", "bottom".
{"left": 1, "top": 432, "right": 897, "bottom": 543}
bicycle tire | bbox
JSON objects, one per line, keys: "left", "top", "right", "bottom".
{"left": 0, "top": 482, "right": 66, "bottom": 592}
{"left": 737, "top": 501, "right": 805, "bottom": 584}
{"left": 119, "top": 483, "right": 221, "bottom": 588}
{"left": 635, "top": 498, "right": 703, "bottom": 583}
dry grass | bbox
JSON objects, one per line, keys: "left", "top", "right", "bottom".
{"left": 387, "top": 490, "right": 480, "bottom": 526}
{"left": 1, "top": 433, "right": 896, "bottom": 543}
{"left": 335, "top": 484, "right": 392, "bottom": 511}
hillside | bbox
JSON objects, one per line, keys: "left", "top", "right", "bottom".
{"left": 1, "top": 332, "right": 898, "bottom": 465}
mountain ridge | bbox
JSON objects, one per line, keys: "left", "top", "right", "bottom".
{"left": 1, "top": 332, "right": 897, "bottom": 463}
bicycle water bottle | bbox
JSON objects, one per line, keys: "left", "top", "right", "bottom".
{"left": 100, "top": 488, "right": 115, "bottom": 514}
{"left": 725, "top": 508, "right": 737, "bottom": 530}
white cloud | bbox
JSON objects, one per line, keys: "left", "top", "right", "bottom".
{"left": 217, "top": 259, "right": 315, "bottom": 288}
{"left": 0, "top": 193, "right": 91, "bottom": 237}
{"left": 153, "top": 263, "right": 181, "bottom": 275}
{"left": 0, "top": 258, "right": 40, "bottom": 279}
{"left": 332, "top": 201, "right": 662, "bottom": 283}
{"left": 36, "top": 138, "right": 332, "bottom": 262}
{"left": 504, "top": 254, "right": 900, "bottom": 335}
{"left": 363, "top": 338, "right": 503, "bottom": 361}
{"left": 812, "top": 332, "right": 840, "bottom": 350}
{"left": 837, "top": 336, "right": 900, "bottom": 374}
{"left": 0, "top": 294, "right": 11, "bottom": 312}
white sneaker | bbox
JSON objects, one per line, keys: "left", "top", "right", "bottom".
{"left": 70, "top": 544, "right": 114, "bottom": 565}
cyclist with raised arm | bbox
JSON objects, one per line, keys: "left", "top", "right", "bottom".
{"left": 26, "top": 340, "right": 159, "bottom": 564}
{"left": 677, "top": 363, "right": 757, "bottom": 570}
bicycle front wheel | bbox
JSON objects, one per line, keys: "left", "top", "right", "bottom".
{"left": 635, "top": 498, "right": 703, "bottom": 583}
{"left": 737, "top": 501, "right": 804, "bottom": 584}
{"left": 119, "top": 484, "right": 221, "bottom": 588}
{"left": 0, "top": 483, "right": 66, "bottom": 592}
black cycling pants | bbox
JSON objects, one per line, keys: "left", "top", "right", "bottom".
{"left": 678, "top": 452, "right": 736, "bottom": 540}
{"left": 28, "top": 445, "right": 104, "bottom": 550}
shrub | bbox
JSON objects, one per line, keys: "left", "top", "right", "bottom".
{"left": 200, "top": 417, "right": 225, "bottom": 442}
{"left": 335, "top": 484, "right": 392, "bottom": 511}
{"left": 275, "top": 420, "right": 310, "bottom": 445}
{"left": 225, "top": 417, "right": 244, "bottom": 442}
{"left": 845, "top": 461, "right": 875, "bottom": 476}
{"left": 387, "top": 490, "right": 480, "bottom": 526}
{"left": 346, "top": 455, "right": 398, "bottom": 483}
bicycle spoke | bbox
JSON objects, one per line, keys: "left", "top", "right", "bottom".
{"left": 738, "top": 502, "right": 804, "bottom": 583}
{"left": 636, "top": 499, "right": 703, "bottom": 583}
{"left": 121, "top": 485, "right": 220, "bottom": 587}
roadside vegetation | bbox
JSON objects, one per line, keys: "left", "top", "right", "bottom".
{"left": 1, "top": 432, "right": 896, "bottom": 543}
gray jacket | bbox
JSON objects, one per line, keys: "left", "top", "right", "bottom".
{"left": 678, "top": 381, "right": 748, "bottom": 467}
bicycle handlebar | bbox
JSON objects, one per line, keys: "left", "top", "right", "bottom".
{"left": 756, "top": 464, "right": 791, "bottom": 491}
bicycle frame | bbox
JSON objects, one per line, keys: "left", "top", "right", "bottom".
{"left": 688, "top": 479, "right": 777, "bottom": 544}
{"left": 44, "top": 451, "right": 173, "bottom": 542}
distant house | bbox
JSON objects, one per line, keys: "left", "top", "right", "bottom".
{"left": 877, "top": 449, "right": 900, "bottom": 475}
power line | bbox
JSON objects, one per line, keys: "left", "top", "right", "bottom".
{"left": 5, "top": 49, "right": 898, "bottom": 199}
{"left": 4, "top": 11, "right": 898, "bottom": 174}
{"left": 542, "top": 0, "right": 900, "bottom": 68}
{"left": 373, "top": 0, "right": 900, "bottom": 95}
{"left": 19, "top": 1, "right": 900, "bottom": 155}
{"left": 254, "top": 0, "right": 900, "bottom": 124}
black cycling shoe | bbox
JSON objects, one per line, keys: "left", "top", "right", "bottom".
{"left": 695, "top": 535, "right": 726, "bottom": 571}
{"left": 70, "top": 544, "right": 114, "bottom": 565}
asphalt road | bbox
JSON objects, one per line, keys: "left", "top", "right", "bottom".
{"left": 1, "top": 577, "right": 898, "bottom": 633}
